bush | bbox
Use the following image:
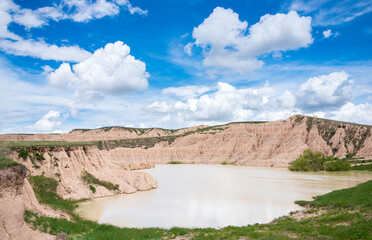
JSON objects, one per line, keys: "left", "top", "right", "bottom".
{"left": 289, "top": 149, "right": 349, "bottom": 172}
{"left": 35, "top": 152, "right": 45, "bottom": 161}
{"left": 325, "top": 159, "right": 351, "bottom": 171}
{"left": 89, "top": 185, "right": 96, "bottom": 193}
{"left": 288, "top": 156, "right": 313, "bottom": 171}
{"left": 18, "top": 149, "right": 29, "bottom": 159}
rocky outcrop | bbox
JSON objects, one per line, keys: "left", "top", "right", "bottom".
{"left": 95, "top": 115, "right": 371, "bottom": 167}
{"left": 1, "top": 115, "right": 371, "bottom": 169}
{"left": 0, "top": 165, "right": 54, "bottom": 240}
{"left": 8, "top": 146, "right": 157, "bottom": 200}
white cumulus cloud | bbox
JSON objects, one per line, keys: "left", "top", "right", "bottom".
{"left": 190, "top": 7, "right": 313, "bottom": 74}
{"left": 145, "top": 82, "right": 299, "bottom": 124}
{"left": 329, "top": 102, "right": 372, "bottom": 125}
{"left": 297, "top": 71, "right": 353, "bottom": 110}
{"left": 49, "top": 41, "right": 149, "bottom": 94}
{"left": 33, "top": 111, "right": 64, "bottom": 132}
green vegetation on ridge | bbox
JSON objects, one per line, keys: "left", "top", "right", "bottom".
{"left": 0, "top": 148, "right": 20, "bottom": 168}
{"left": 0, "top": 140, "right": 97, "bottom": 148}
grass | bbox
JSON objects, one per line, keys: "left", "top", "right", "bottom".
{"left": 0, "top": 140, "right": 98, "bottom": 148}
{"left": 0, "top": 147, "right": 21, "bottom": 168}
{"left": 168, "top": 161, "right": 183, "bottom": 164}
{"left": 25, "top": 172, "right": 372, "bottom": 239}
{"left": 0, "top": 154, "right": 21, "bottom": 168}
{"left": 27, "top": 175, "right": 79, "bottom": 219}
{"left": 221, "top": 161, "right": 227, "bottom": 165}
{"left": 81, "top": 171, "right": 119, "bottom": 191}
{"left": 295, "top": 180, "right": 372, "bottom": 211}
{"left": 351, "top": 164, "right": 372, "bottom": 171}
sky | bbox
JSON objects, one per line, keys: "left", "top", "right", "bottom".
{"left": 0, "top": 0, "right": 371, "bottom": 133}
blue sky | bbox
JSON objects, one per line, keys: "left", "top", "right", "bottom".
{"left": 0, "top": 0, "right": 371, "bottom": 133}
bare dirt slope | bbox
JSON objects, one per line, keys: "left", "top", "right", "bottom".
{"left": 0, "top": 165, "right": 56, "bottom": 240}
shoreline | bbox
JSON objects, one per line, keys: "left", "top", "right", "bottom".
{"left": 25, "top": 179, "right": 372, "bottom": 239}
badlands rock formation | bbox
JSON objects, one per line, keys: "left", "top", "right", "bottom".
{"left": 97, "top": 115, "right": 372, "bottom": 167}
{"left": 7, "top": 146, "right": 157, "bottom": 200}
{"left": 1, "top": 115, "right": 371, "bottom": 169}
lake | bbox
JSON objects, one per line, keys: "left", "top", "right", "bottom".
{"left": 76, "top": 165, "right": 372, "bottom": 228}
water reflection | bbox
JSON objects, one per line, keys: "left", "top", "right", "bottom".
{"left": 76, "top": 165, "right": 372, "bottom": 228}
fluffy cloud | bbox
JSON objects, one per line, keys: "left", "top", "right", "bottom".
{"left": 323, "top": 29, "right": 332, "bottom": 38}
{"left": 190, "top": 7, "right": 312, "bottom": 73}
{"left": 0, "top": 0, "right": 146, "bottom": 62}
{"left": 297, "top": 71, "right": 352, "bottom": 110}
{"left": 329, "top": 102, "right": 372, "bottom": 125}
{"left": 142, "top": 71, "right": 365, "bottom": 127}
{"left": 162, "top": 85, "right": 211, "bottom": 99}
{"left": 0, "top": 39, "right": 91, "bottom": 62}
{"left": 145, "top": 82, "right": 299, "bottom": 124}
{"left": 33, "top": 111, "right": 64, "bottom": 132}
{"left": 49, "top": 41, "right": 149, "bottom": 94}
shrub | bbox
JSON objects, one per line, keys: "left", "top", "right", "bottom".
{"left": 35, "top": 152, "right": 45, "bottom": 161}
{"left": 89, "top": 185, "right": 96, "bottom": 193}
{"left": 288, "top": 155, "right": 313, "bottom": 171}
{"left": 325, "top": 159, "right": 351, "bottom": 171}
{"left": 221, "top": 161, "right": 227, "bottom": 165}
{"left": 18, "top": 149, "right": 29, "bottom": 160}
{"left": 289, "top": 149, "right": 349, "bottom": 172}
{"left": 345, "top": 152, "right": 356, "bottom": 159}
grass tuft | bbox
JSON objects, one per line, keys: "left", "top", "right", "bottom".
{"left": 81, "top": 171, "right": 118, "bottom": 191}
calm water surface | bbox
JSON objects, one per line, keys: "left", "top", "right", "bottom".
{"left": 76, "top": 165, "right": 372, "bottom": 228}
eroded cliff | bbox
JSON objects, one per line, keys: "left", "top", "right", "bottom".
{"left": 1, "top": 115, "right": 371, "bottom": 168}
{"left": 99, "top": 115, "right": 372, "bottom": 167}
{"left": 8, "top": 146, "right": 157, "bottom": 200}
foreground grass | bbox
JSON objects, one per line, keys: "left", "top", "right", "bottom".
{"left": 25, "top": 175, "right": 372, "bottom": 239}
